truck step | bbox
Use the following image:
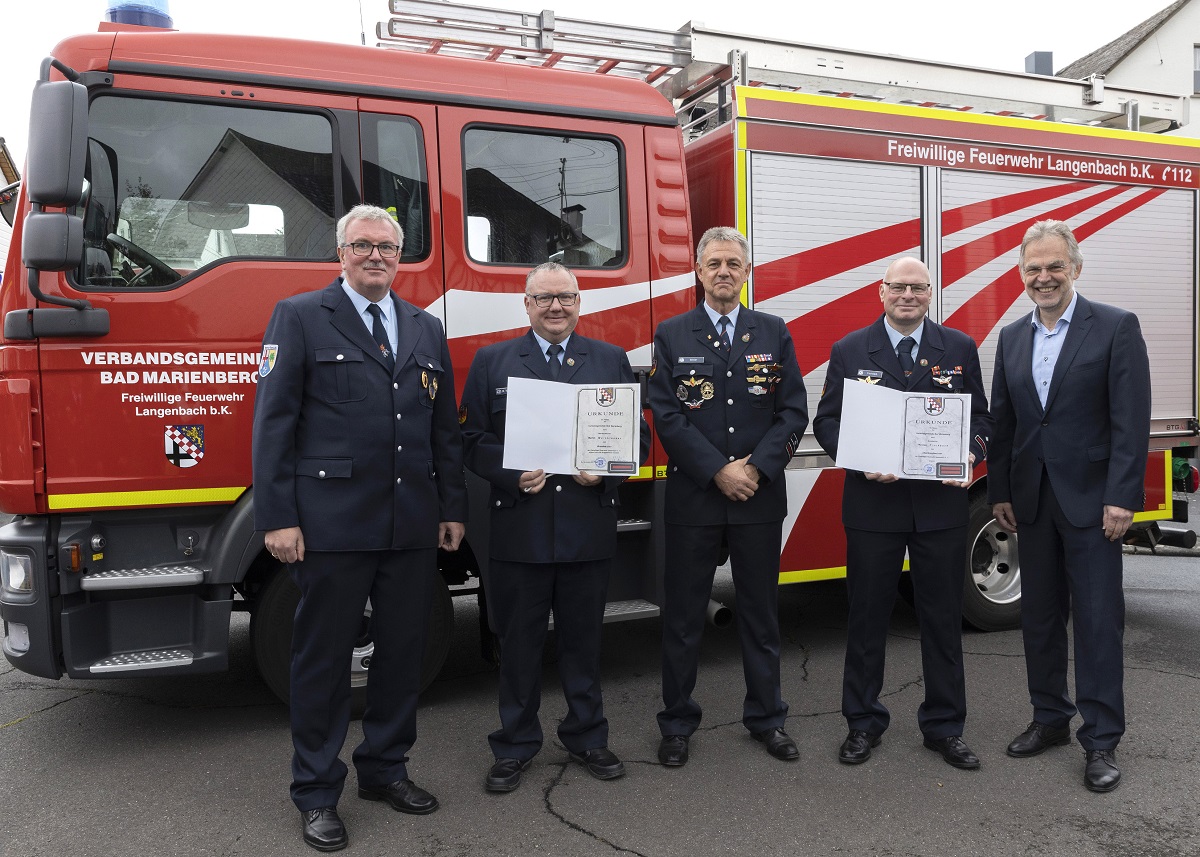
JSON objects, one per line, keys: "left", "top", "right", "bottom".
{"left": 616, "top": 518, "right": 651, "bottom": 533}
{"left": 549, "top": 598, "right": 659, "bottom": 629}
{"left": 89, "top": 648, "right": 195, "bottom": 673}
{"left": 80, "top": 565, "right": 205, "bottom": 590}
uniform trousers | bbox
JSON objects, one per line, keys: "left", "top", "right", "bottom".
{"left": 1017, "top": 474, "right": 1125, "bottom": 750}
{"left": 843, "top": 525, "right": 967, "bottom": 740}
{"left": 658, "top": 520, "right": 787, "bottom": 736}
{"left": 289, "top": 547, "right": 436, "bottom": 810}
{"left": 487, "top": 558, "right": 610, "bottom": 760}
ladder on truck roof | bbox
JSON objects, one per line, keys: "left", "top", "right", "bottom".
{"left": 378, "top": 0, "right": 1188, "bottom": 133}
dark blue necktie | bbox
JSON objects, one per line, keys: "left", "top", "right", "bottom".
{"left": 367, "top": 303, "right": 394, "bottom": 372}
{"left": 898, "top": 336, "right": 915, "bottom": 375}
{"left": 547, "top": 343, "right": 563, "bottom": 381}
{"left": 718, "top": 316, "right": 731, "bottom": 353}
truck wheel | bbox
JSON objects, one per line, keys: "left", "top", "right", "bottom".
{"left": 250, "top": 567, "right": 454, "bottom": 715}
{"left": 963, "top": 492, "right": 1021, "bottom": 631}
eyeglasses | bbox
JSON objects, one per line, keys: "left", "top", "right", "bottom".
{"left": 341, "top": 241, "right": 401, "bottom": 258}
{"left": 883, "top": 282, "right": 931, "bottom": 296}
{"left": 1022, "top": 263, "right": 1069, "bottom": 277}
{"left": 526, "top": 292, "right": 579, "bottom": 307}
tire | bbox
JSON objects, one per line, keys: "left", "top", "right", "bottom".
{"left": 250, "top": 566, "right": 454, "bottom": 715}
{"left": 962, "top": 492, "right": 1022, "bottom": 631}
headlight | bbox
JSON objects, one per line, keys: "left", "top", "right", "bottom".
{"left": 0, "top": 550, "right": 34, "bottom": 595}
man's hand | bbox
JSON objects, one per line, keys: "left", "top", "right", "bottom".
{"left": 941, "top": 453, "right": 976, "bottom": 489}
{"left": 992, "top": 502, "right": 1017, "bottom": 533}
{"left": 864, "top": 472, "right": 899, "bottom": 483}
{"left": 439, "top": 521, "right": 465, "bottom": 552}
{"left": 714, "top": 455, "right": 759, "bottom": 502}
{"left": 518, "top": 469, "right": 547, "bottom": 495}
{"left": 573, "top": 471, "right": 602, "bottom": 487}
{"left": 1103, "top": 505, "right": 1135, "bottom": 542}
{"left": 265, "top": 526, "right": 305, "bottom": 564}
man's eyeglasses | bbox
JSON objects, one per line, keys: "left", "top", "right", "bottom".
{"left": 1022, "top": 263, "right": 1069, "bottom": 277}
{"left": 526, "top": 292, "right": 579, "bottom": 307}
{"left": 341, "top": 241, "right": 401, "bottom": 258}
{"left": 883, "top": 282, "right": 931, "bottom": 296}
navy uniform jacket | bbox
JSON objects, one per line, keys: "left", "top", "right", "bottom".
{"left": 252, "top": 279, "right": 467, "bottom": 551}
{"left": 813, "top": 316, "right": 991, "bottom": 533}
{"left": 987, "top": 294, "right": 1150, "bottom": 527}
{"left": 649, "top": 305, "right": 808, "bottom": 525}
{"left": 460, "top": 330, "right": 650, "bottom": 563}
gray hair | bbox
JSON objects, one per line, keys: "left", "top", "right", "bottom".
{"left": 1019, "top": 220, "right": 1083, "bottom": 271}
{"left": 696, "top": 226, "right": 750, "bottom": 267}
{"left": 525, "top": 261, "right": 578, "bottom": 291}
{"left": 336, "top": 204, "right": 404, "bottom": 248}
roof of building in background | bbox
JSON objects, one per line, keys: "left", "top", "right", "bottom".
{"left": 1057, "top": 0, "right": 1190, "bottom": 79}
{"left": 0, "top": 138, "right": 19, "bottom": 185}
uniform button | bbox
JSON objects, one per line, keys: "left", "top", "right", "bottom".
{"left": 728, "top": 427, "right": 735, "bottom": 433}
{"left": 397, "top": 445, "right": 403, "bottom": 452}
{"left": 689, "top": 369, "right": 696, "bottom": 376}
{"left": 396, "top": 478, "right": 402, "bottom": 484}
{"left": 729, "top": 455, "right": 735, "bottom": 461}
{"left": 318, "top": 470, "right": 326, "bottom": 478}
{"left": 726, "top": 370, "right": 732, "bottom": 378}
{"left": 727, "top": 398, "right": 734, "bottom": 405}
{"left": 495, "top": 500, "right": 502, "bottom": 507}
{"left": 1041, "top": 421, "right": 1049, "bottom": 427}
{"left": 555, "top": 485, "right": 563, "bottom": 492}
{"left": 394, "top": 382, "right": 399, "bottom": 389}
{"left": 336, "top": 354, "right": 344, "bottom": 361}
{"left": 396, "top": 414, "right": 402, "bottom": 419}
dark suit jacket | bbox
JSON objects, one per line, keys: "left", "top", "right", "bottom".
{"left": 648, "top": 304, "right": 808, "bottom": 525}
{"left": 987, "top": 293, "right": 1151, "bottom": 528}
{"left": 460, "top": 330, "right": 649, "bottom": 563}
{"left": 252, "top": 279, "right": 467, "bottom": 551}
{"left": 813, "top": 316, "right": 992, "bottom": 533}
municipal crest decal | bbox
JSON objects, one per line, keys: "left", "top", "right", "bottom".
{"left": 596, "top": 387, "right": 616, "bottom": 407}
{"left": 924, "top": 397, "right": 945, "bottom": 416}
{"left": 259, "top": 344, "right": 278, "bottom": 377}
{"left": 165, "top": 425, "right": 205, "bottom": 468}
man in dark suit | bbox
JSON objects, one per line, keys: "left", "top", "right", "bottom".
{"left": 253, "top": 204, "right": 467, "bottom": 851}
{"left": 988, "top": 218, "right": 1147, "bottom": 787}
{"left": 812, "top": 256, "right": 991, "bottom": 771}
{"left": 460, "top": 262, "right": 649, "bottom": 793}
{"left": 989, "top": 220, "right": 1150, "bottom": 793}
{"left": 649, "top": 226, "right": 809, "bottom": 767}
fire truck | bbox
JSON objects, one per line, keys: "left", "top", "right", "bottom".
{"left": 2, "top": 0, "right": 1197, "bottom": 706}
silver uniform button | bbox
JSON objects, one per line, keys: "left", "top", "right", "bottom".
{"left": 729, "top": 456, "right": 735, "bottom": 461}
{"left": 726, "top": 370, "right": 733, "bottom": 377}
{"left": 555, "top": 485, "right": 563, "bottom": 492}
{"left": 336, "top": 354, "right": 344, "bottom": 361}
{"left": 396, "top": 478, "right": 402, "bottom": 484}
{"left": 396, "top": 414, "right": 402, "bottom": 419}
{"left": 727, "top": 398, "right": 734, "bottom": 405}
{"left": 690, "top": 369, "right": 696, "bottom": 375}
{"left": 318, "top": 470, "right": 326, "bottom": 478}
{"left": 394, "top": 382, "right": 399, "bottom": 389}
{"left": 495, "top": 500, "right": 502, "bottom": 507}
{"left": 397, "top": 445, "right": 402, "bottom": 452}
{"left": 728, "top": 427, "right": 735, "bottom": 433}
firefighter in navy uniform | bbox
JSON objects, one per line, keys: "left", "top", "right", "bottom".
{"left": 812, "top": 256, "right": 991, "bottom": 771}
{"left": 648, "top": 226, "right": 809, "bottom": 768}
{"left": 253, "top": 205, "right": 467, "bottom": 852}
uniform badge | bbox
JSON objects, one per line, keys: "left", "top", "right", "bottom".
{"left": 259, "top": 345, "right": 278, "bottom": 377}
{"left": 676, "top": 385, "right": 688, "bottom": 401}
{"left": 684, "top": 400, "right": 704, "bottom": 409}
{"left": 165, "top": 425, "right": 204, "bottom": 468}
{"left": 748, "top": 385, "right": 768, "bottom": 396}
{"left": 421, "top": 370, "right": 429, "bottom": 388}
{"left": 919, "top": 358, "right": 929, "bottom": 367}
{"left": 741, "top": 333, "right": 751, "bottom": 342}
{"left": 745, "top": 353, "right": 774, "bottom": 363}
{"left": 683, "top": 376, "right": 703, "bottom": 387}
{"left": 700, "top": 381, "right": 715, "bottom": 400}
{"left": 567, "top": 358, "right": 575, "bottom": 366}
{"left": 429, "top": 376, "right": 438, "bottom": 400}
{"left": 932, "top": 375, "right": 953, "bottom": 387}
{"left": 858, "top": 376, "right": 881, "bottom": 384}
{"left": 458, "top": 403, "right": 468, "bottom": 424}
{"left": 747, "top": 374, "right": 768, "bottom": 383}
{"left": 649, "top": 359, "right": 657, "bottom": 378}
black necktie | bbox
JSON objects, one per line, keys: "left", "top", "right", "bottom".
{"left": 367, "top": 303, "right": 395, "bottom": 372}
{"left": 547, "top": 343, "right": 563, "bottom": 382}
{"left": 718, "top": 316, "right": 731, "bottom": 353}
{"left": 898, "top": 336, "right": 915, "bottom": 375}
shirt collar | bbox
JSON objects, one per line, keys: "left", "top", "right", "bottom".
{"left": 703, "top": 301, "right": 740, "bottom": 331}
{"left": 883, "top": 315, "right": 924, "bottom": 351}
{"left": 1031, "top": 290, "right": 1079, "bottom": 334}
{"left": 340, "top": 278, "right": 391, "bottom": 321}
{"left": 531, "top": 330, "right": 571, "bottom": 357}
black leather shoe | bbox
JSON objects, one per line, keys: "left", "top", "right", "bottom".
{"left": 357, "top": 779, "right": 439, "bottom": 814}
{"left": 568, "top": 747, "right": 626, "bottom": 780}
{"left": 838, "top": 729, "right": 881, "bottom": 765}
{"left": 658, "top": 735, "right": 689, "bottom": 767}
{"left": 753, "top": 727, "right": 800, "bottom": 761}
{"left": 1006, "top": 721, "right": 1071, "bottom": 758}
{"left": 923, "top": 736, "right": 981, "bottom": 770}
{"left": 1084, "top": 749, "right": 1121, "bottom": 793}
{"left": 301, "top": 807, "right": 347, "bottom": 852}
{"left": 485, "top": 757, "right": 532, "bottom": 793}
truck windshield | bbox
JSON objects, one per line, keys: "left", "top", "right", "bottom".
{"left": 76, "top": 95, "right": 336, "bottom": 289}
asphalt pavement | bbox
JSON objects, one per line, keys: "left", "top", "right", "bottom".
{"left": 3, "top": 543, "right": 1200, "bottom": 857}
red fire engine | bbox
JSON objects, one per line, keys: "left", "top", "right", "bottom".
{"left": 2, "top": 1, "right": 1196, "bottom": 706}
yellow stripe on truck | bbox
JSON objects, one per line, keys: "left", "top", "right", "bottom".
{"left": 48, "top": 486, "right": 247, "bottom": 510}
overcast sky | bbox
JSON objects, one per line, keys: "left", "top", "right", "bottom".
{"left": 1, "top": 0, "right": 1171, "bottom": 167}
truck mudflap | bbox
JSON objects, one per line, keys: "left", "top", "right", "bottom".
{"left": 0, "top": 517, "right": 62, "bottom": 680}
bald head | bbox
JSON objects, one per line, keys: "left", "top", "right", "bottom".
{"left": 879, "top": 256, "right": 932, "bottom": 335}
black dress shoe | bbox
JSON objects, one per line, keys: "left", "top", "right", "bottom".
{"left": 753, "top": 727, "right": 799, "bottom": 761}
{"left": 568, "top": 747, "right": 626, "bottom": 780}
{"left": 838, "top": 729, "right": 882, "bottom": 765}
{"left": 485, "top": 757, "right": 532, "bottom": 793}
{"left": 658, "top": 735, "right": 689, "bottom": 767}
{"left": 1007, "top": 721, "right": 1071, "bottom": 758}
{"left": 1084, "top": 749, "right": 1121, "bottom": 793}
{"left": 357, "top": 779, "right": 439, "bottom": 814}
{"left": 301, "top": 807, "right": 347, "bottom": 852}
{"left": 923, "top": 736, "right": 981, "bottom": 770}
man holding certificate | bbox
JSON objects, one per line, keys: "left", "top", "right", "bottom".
{"left": 813, "top": 256, "right": 991, "bottom": 771}
{"left": 459, "top": 262, "right": 648, "bottom": 793}
{"left": 649, "top": 227, "right": 808, "bottom": 767}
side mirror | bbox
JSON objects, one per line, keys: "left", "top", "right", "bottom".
{"left": 22, "top": 211, "right": 84, "bottom": 271}
{"left": 26, "top": 78, "right": 87, "bottom": 207}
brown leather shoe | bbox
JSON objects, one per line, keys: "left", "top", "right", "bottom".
{"left": 1006, "top": 721, "right": 1071, "bottom": 758}
{"left": 357, "top": 779, "right": 439, "bottom": 814}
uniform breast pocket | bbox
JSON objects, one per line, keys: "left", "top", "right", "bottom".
{"left": 414, "top": 353, "right": 443, "bottom": 409}
{"left": 746, "top": 361, "right": 780, "bottom": 408}
{"left": 314, "top": 347, "right": 366, "bottom": 403}
{"left": 673, "top": 362, "right": 715, "bottom": 411}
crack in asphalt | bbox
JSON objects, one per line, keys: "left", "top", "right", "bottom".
{"left": 541, "top": 761, "right": 650, "bottom": 856}
{"left": 0, "top": 689, "right": 92, "bottom": 729}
